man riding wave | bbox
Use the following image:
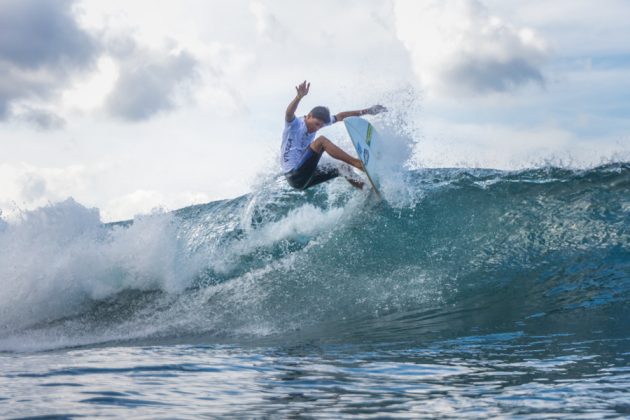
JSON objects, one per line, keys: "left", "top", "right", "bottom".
{"left": 281, "top": 80, "right": 386, "bottom": 190}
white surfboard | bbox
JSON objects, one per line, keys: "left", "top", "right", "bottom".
{"left": 344, "top": 116, "right": 383, "bottom": 197}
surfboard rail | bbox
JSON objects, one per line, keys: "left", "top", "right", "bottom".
{"left": 344, "top": 116, "right": 382, "bottom": 197}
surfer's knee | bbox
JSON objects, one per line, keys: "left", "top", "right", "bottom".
{"left": 311, "top": 136, "right": 330, "bottom": 153}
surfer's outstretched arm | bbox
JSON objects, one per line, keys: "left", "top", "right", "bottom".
{"left": 334, "top": 105, "right": 387, "bottom": 122}
{"left": 285, "top": 81, "right": 309, "bottom": 122}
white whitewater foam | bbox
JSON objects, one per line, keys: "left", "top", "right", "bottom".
{"left": 0, "top": 198, "right": 200, "bottom": 332}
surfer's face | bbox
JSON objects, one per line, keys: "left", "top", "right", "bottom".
{"left": 305, "top": 114, "right": 326, "bottom": 133}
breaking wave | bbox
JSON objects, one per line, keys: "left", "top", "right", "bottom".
{"left": 1, "top": 163, "right": 629, "bottom": 352}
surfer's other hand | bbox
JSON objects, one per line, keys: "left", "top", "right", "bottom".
{"left": 296, "top": 81, "right": 310, "bottom": 98}
{"left": 367, "top": 105, "right": 387, "bottom": 115}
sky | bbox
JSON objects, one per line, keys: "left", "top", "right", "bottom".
{"left": 1, "top": 0, "right": 629, "bottom": 221}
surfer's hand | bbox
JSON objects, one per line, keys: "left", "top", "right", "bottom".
{"left": 296, "top": 81, "right": 310, "bottom": 98}
{"left": 367, "top": 105, "right": 387, "bottom": 115}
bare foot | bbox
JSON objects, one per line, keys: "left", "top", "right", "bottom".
{"left": 346, "top": 177, "right": 365, "bottom": 190}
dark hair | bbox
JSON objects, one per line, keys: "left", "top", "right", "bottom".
{"left": 309, "top": 106, "right": 331, "bottom": 124}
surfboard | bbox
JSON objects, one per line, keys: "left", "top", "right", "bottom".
{"left": 344, "top": 116, "right": 383, "bottom": 197}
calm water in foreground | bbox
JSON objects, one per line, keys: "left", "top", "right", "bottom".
{"left": 2, "top": 334, "right": 630, "bottom": 418}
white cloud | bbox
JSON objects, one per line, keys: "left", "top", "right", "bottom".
{"left": 0, "top": 0, "right": 100, "bottom": 123}
{"left": 103, "top": 189, "right": 218, "bottom": 221}
{"left": 16, "top": 107, "right": 66, "bottom": 130}
{"left": 249, "top": 0, "right": 286, "bottom": 42}
{"left": 62, "top": 55, "right": 118, "bottom": 111}
{"left": 105, "top": 189, "right": 167, "bottom": 220}
{"left": 394, "top": 0, "right": 549, "bottom": 95}
{"left": 483, "top": 0, "right": 630, "bottom": 55}
{"left": 105, "top": 45, "right": 199, "bottom": 121}
{"left": 0, "top": 163, "right": 98, "bottom": 212}
{"left": 19, "top": 172, "right": 48, "bottom": 201}
{"left": 0, "top": 160, "right": 241, "bottom": 222}
{"left": 415, "top": 117, "right": 629, "bottom": 170}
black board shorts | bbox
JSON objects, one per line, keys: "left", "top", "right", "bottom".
{"left": 285, "top": 146, "right": 340, "bottom": 190}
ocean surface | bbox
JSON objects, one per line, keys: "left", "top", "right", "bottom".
{"left": 1, "top": 163, "right": 629, "bottom": 418}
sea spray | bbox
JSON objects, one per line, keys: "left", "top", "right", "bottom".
{"left": 0, "top": 199, "right": 199, "bottom": 334}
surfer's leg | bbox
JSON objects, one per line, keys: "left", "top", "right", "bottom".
{"left": 302, "top": 163, "right": 343, "bottom": 189}
{"left": 336, "top": 164, "right": 365, "bottom": 190}
{"left": 303, "top": 164, "right": 365, "bottom": 190}
{"left": 285, "top": 145, "right": 363, "bottom": 191}
{"left": 310, "top": 136, "right": 363, "bottom": 171}
{"left": 285, "top": 147, "right": 323, "bottom": 189}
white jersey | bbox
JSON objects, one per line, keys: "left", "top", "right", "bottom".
{"left": 280, "top": 116, "right": 334, "bottom": 172}
{"left": 280, "top": 117, "right": 315, "bottom": 172}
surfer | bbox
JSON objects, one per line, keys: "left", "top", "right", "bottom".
{"left": 281, "top": 80, "right": 386, "bottom": 190}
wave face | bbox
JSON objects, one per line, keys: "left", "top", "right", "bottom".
{"left": 1, "top": 163, "right": 629, "bottom": 352}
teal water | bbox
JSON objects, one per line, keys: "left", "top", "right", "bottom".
{"left": 1, "top": 164, "right": 629, "bottom": 418}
